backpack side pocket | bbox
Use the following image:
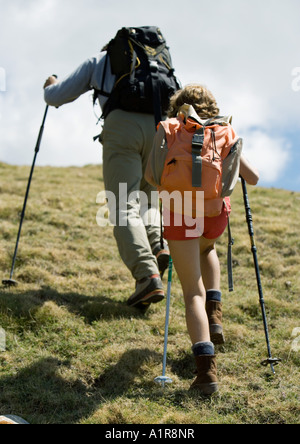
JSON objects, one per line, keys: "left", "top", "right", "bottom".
{"left": 222, "top": 138, "right": 243, "bottom": 197}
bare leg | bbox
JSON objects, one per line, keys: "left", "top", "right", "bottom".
{"left": 200, "top": 237, "right": 220, "bottom": 291}
{"left": 168, "top": 239, "right": 210, "bottom": 344}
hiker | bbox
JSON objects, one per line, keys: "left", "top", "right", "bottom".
{"left": 145, "top": 84, "right": 259, "bottom": 395}
{"left": 43, "top": 27, "right": 180, "bottom": 309}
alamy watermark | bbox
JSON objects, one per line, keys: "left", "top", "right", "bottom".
{"left": 96, "top": 183, "right": 205, "bottom": 238}
{"left": 291, "top": 327, "right": 300, "bottom": 353}
{"left": 0, "top": 66, "right": 6, "bottom": 122}
{"left": 0, "top": 327, "right": 6, "bottom": 352}
{"left": 0, "top": 67, "right": 6, "bottom": 92}
{"left": 291, "top": 67, "right": 300, "bottom": 92}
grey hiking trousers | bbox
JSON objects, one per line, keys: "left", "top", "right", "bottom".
{"left": 102, "top": 109, "right": 161, "bottom": 281}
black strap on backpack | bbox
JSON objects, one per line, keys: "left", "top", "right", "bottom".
{"left": 190, "top": 117, "right": 222, "bottom": 189}
{"left": 191, "top": 127, "right": 205, "bottom": 188}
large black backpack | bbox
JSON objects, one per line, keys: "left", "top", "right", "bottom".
{"left": 97, "top": 26, "right": 181, "bottom": 125}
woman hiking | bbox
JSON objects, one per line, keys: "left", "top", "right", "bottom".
{"left": 145, "top": 84, "right": 259, "bottom": 395}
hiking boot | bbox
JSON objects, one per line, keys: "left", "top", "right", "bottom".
{"left": 127, "top": 274, "right": 165, "bottom": 309}
{"left": 190, "top": 355, "right": 219, "bottom": 396}
{"left": 206, "top": 301, "right": 225, "bottom": 345}
{"left": 153, "top": 243, "right": 170, "bottom": 278}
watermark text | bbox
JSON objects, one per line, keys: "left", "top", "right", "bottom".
{"left": 291, "top": 327, "right": 300, "bottom": 352}
{"left": 0, "top": 327, "right": 6, "bottom": 352}
{"left": 0, "top": 67, "right": 6, "bottom": 121}
{"left": 291, "top": 67, "right": 300, "bottom": 92}
{"left": 96, "top": 184, "right": 204, "bottom": 238}
{"left": 0, "top": 67, "right": 6, "bottom": 92}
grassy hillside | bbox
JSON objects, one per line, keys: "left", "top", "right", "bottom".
{"left": 0, "top": 162, "right": 299, "bottom": 424}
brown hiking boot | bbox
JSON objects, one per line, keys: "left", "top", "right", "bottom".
{"left": 190, "top": 355, "right": 219, "bottom": 396}
{"left": 127, "top": 274, "right": 165, "bottom": 310}
{"left": 153, "top": 243, "right": 170, "bottom": 279}
{"left": 206, "top": 301, "right": 225, "bottom": 345}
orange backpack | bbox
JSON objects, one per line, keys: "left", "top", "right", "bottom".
{"left": 157, "top": 105, "right": 239, "bottom": 217}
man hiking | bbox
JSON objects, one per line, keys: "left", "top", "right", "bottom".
{"left": 43, "top": 26, "right": 180, "bottom": 310}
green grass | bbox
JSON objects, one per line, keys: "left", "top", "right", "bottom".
{"left": 0, "top": 162, "right": 299, "bottom": 424}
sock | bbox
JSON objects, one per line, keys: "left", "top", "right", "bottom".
{"left": 192, "top": 341, "right": 215, "bottom": 357}
{"left": 206, "top": 289, "right": 222, "bottom": 303}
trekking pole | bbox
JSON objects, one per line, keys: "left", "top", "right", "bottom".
{"left": 241, "top": 177, "right": 281, "bottom": 374}
{"left": 2, "top": 79, "right": 56, "bottom": 287}
{"left": 154, "top": 256, "right": 173, "bottom": 388}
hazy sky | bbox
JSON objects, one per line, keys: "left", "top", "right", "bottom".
{"left": 1, "top": 0, "right": 300, "bottom": 191}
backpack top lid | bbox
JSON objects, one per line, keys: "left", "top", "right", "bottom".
{"left": 101, "top": 26, "right": 180, "bottom": 121}
{"left": 177, "top": 104, "right": 233, "bottom": 127}
{"left": 115, "top": 26, "right": 166, "bottom": 48}
{"left": 108, "top": 26, "right": 168, "bottom": 76}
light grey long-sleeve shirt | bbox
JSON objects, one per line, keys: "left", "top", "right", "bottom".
{"left": 44, "top": 52, "right": 116, "bottom": 110}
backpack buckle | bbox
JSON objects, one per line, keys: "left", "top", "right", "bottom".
{"left": 149, "top": 60, "right": 159, "bottom": 72}
{"left": 192, "top": 132, "right": 204, "bottom": 147}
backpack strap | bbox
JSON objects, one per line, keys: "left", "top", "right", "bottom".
{"left": 191, "top": 126, "right": 205, "bottom": 187}
{"left": 179, "top": 104, "right": 225, "bottom": 188}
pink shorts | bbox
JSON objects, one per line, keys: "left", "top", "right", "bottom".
{"left": 163, "top": 197, "right": 231, "bottom": 241}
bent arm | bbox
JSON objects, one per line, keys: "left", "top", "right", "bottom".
{"left": 239, "top": 155, "right": 259, "bottom": 186}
